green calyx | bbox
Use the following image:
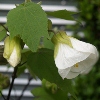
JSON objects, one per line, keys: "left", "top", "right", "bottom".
{"left": 51, "top": 31, "right": 72, "bottom": 47}
{"left": 51, "top": 31, "right": 73, "bottom": 58}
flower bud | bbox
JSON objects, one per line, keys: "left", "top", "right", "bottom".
{"left": 3, "top": 36, "right": 22, "bottom": 67}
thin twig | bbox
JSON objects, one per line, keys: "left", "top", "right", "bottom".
{"left": 0, "top": 91, "right": 6, "bottom": 100}
{"left": 17, "top": 76, "right": 33, "bottom": 100}
{"left": 21, "top": 61, "right": 27, "bottom": 66}
{"left": 7, "top": 67, "right": 18, "bottom": 100}
{"left": 0, "top": 24, "right": 9, "bottom": 32}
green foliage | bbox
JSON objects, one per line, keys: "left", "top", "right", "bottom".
{"left": 68, "top": 0, "right": 100, "bottom": 100}
{"left": 16, "top": 49, "right": 32, "bottom": 77}
{"left": 48, "top": 19, "right": 52, "bottom": 30}
{"left": 0, "top": 73, "right": 10, "bottom": 89}
{"left": 0, "top": 45, "right": 7, "bottom": 65}
{"left": 27, "top": 48, "right": 76, "bottom": 99}
{"left": 0, "top": 25, "right": 7, "bottom": 41}
{"left": 7, "top": 2, "right": 48, "bottom": 52}
{"left": 0, "top": 0, "right": 82, "bottom": 99}
{"left": 78, "top": 0, "right": 100, "bottom": 49}
{"left": 0, "top": 30, "right": 7, "bottom": 42}
{"left": 31, "top": 79, "right": 69, "bottom": 100}
{"left": 46, "top": 10, "right": 77, "bottom": 20}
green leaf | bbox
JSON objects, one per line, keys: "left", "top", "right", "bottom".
{"left": 0, "top": 25, "right": 7, "bottom": 41}
{"left": 0, "top": 73, "right": 10, "bottom": 89}
{"left": 7, "top": 2, "right": 48, "bottom": 52}
{"left": 32, "top": 79, "right": 70, "bottom": 100}
{"left": 0, "top": 24, "right": 6, "bottom": 31}
{"left": 16, "top": 49, "right": 32, "bottom": 77}
{"left": 0, "top": 30, "right": 7, "bottom": 41}
{"left": 48, "top": 19, "right": 52, "bottom": 30}
{"left": 0, "top": 45, "right": 7, "bottom": 65}
{"left": 31, "top": 86, "right": 69, "bottom": 100}
{"left": 46, "top": 10, "right": 77, "bottom": 20}
{"left": 38, "top": 35, "right": 54, "bottom": 50}
{"left": 21, "top": 49, "right": 32, "bottom": 63}
{"left": 43, "top": 37, "right": 54, "bottom": 50}
{"left": 17, "top": 65, "right": 26, "bottom": 77}
{"left": 31, "top": 87, "right": 68, "bottom": 100}
{"left": 27, "top": 48, "right": 77, "bottom": 99}
{"left": 32, "top": 87, "right": 54, "bottom": 100}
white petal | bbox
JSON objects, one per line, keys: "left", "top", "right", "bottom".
{"left": 70, "top": 37, "right": 98, "bottom": 57}
{"left": 66, "top": 71, "right": 80, "bottom": 79}
{"left": 58, "top": 67, "right": 71, "bottom": 79}
{"left": 71, "top": 50, "right": 97, "bottom": 72}
{"left": 70, "top": 54, "right": 96, "bottom": 72}
{"left": 55, "top": 43, "right": 90, "bottom": 69}
{"left": 7, "top": 47, "right": 20, "bottom": 67}
{"left": 58, "top": 68, "right": 79, "bottom": 79}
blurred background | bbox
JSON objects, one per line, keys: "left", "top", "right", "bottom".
{"left": 0, "top": 0, "right": 100, "bottom": 100}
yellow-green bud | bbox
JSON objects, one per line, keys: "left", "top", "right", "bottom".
{"left": 3, "top": 36, "right": 22, "bottom": 67}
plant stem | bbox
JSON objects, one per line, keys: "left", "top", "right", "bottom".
{"left": 17, "top": 76, "right": 33, "bottom": 100}
{"left": 0, "top": 91, "right": 6, "bottom": 100}
{"left": 0, "top": 24, "right": 9, "bottom": 32}
{"left": 7, "top": 67, "right": 18, "bottom": 100}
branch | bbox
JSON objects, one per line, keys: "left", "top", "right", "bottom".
{"left": 17, "top": 76, "right": 33, "bottom": 100}
{"left": 7, "top": 66, "right": 18, "bottom": 100}
{"left": 0, "top": 24, "right": 9, "bottom": 32}
{"left": 0, "top": 91, "right": 6, "bottom": 100}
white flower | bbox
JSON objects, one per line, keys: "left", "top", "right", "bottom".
{"left": 52, "top": 31, "right": 99, "bottom": 79}
{"left": 3, "top": 36, "right": 22, "bottom": 67}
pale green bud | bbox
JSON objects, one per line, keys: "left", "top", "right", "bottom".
{"left": 51, "top": 31, "right": 72, "bottom": 58}
{"left": 3, "top": 36, "right": 22, "bottom": 67}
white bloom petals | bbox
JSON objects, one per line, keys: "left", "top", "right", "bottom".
{"left": 55, "top": 43, "right": 90, "bottom": 69}
{"left": 70, "top": 37, "right": 98, "bottom": 57}
{"left": 7, "top": 47, "right": 20, "bottom": 67}
{"left": 66, "top": 71, "right": 80, "bottom": 79}
{"left": 71, "top": 55, "right": 96, "bottom": 73}
{"left": 58, "top": 67, "right": 71, "bottom": 79}
{"left": 58, "top": 68, "right": 80, "bottom": 79}
{"left": 53, "top": 32, "right": 99, "bottom": 79}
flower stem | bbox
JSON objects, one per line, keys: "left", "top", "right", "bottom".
{"left": 17, "top": 76, "right": 33, "bottom": 100}
{"left": 0, "top": 91, "right": 6, "bottom": 100}
{"left": 0, "top": 23, "right": 9, "bottom": 32}
{"left": 7, "top": 66, "right": 18, "bottom": 100}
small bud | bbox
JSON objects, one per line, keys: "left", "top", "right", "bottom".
{"left": 3, "top": 36, "right": 22, "bottom": 67}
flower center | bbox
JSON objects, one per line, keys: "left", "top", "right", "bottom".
{"left": 74, "top": 63, "right": 78, "bottom": 67}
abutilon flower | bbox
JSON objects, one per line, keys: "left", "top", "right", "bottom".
{"left": 3, "top": 36, "right": 22, "bottom": 67}
{"left": 52, "top": 31, "right": 99, "bottom": 79}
